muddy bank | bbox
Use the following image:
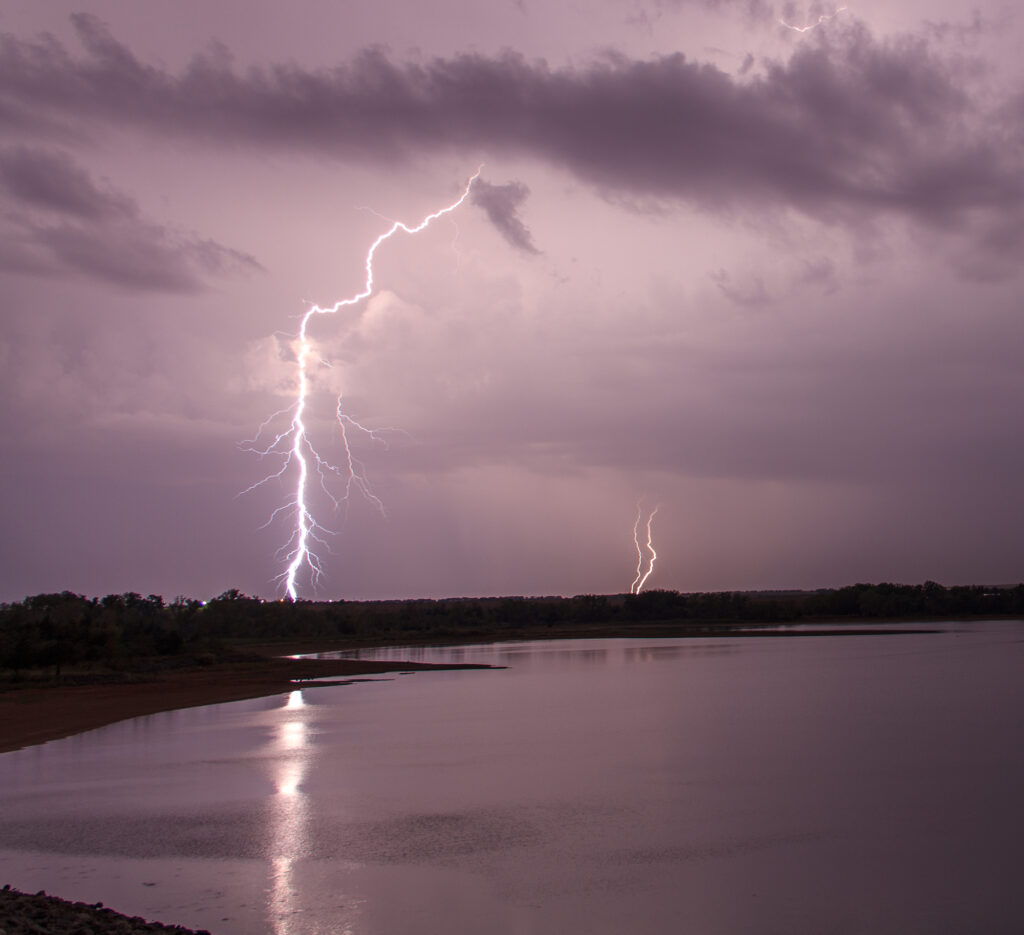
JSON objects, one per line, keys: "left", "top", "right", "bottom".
{"left": 0, "top": 655, "right": 495, "bottom": 754}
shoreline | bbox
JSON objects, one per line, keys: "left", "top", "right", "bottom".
{"left": 0, "top": 655, "right": 494, "bottom": 755}
{"left": 0, "top": 623, "right": 943, "bottom": 756}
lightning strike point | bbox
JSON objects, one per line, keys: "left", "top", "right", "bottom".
{"left": 630, "top": 503, "right": 660, "bottom": 594}
{"left": 244, "top": 168, "right": 483, "bottom": 600}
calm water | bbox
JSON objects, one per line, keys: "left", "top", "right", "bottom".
{"left": 2, "top": 622, "right": 1024, "bottom": 934}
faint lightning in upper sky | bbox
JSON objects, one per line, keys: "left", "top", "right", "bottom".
{"left": 779, "top": 5, "right": 847, "bottom": 32}
{"left": 630, "top": 503, "right": 660, "bottom": 594}
{"left": 243, "top": 168, "right": 482, "bottom": 600}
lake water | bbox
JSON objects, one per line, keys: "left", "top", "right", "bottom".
{"left": 2, "top": 622, "right": 1024, "bottom": 934}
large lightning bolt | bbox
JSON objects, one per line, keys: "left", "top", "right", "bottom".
{"left": 243, "top": 169, "right": 482, "bottom": 600}
{"left": 779, "top": 5, "right": 847, "bottom": 32}
{"left": 630, "top": 503, "right": 660, "bottom": 594}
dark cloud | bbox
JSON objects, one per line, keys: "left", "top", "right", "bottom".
{"left": 0, "top": 16, "right": 1020, "bottom": 263}
{"left": 35, "top": 221, "right": 261, "bottom": 293}
{"left": 471, "top": 178, "right": 540, "bottom": 253}
{"left": 0, "top": 143, "right": 262, "bottom": 292}
{"left": 0, "top": 145, "right": 133, "bottom": 219}
{"left": 25, "top": 23, "right": 1024, "bottom": 230}
{"left": 408, "top": 285, "right": 1024, "bottom": 492}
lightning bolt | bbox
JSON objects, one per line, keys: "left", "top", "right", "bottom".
{"left": 243, "top": 168, "right": 482, "bottom": 600}
{"left": 630, "top": 503, "right": 660, "bottom": 594}
{"left": 779, "top": 5, "right": 847, "bottom": 32}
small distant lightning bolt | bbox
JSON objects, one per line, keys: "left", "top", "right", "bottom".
{"left": 779, "top": 5, "right": 847, "bottom": 32}
{"left": 243, "top": 168, "right": 482, "bottom": 600}
{"left": 630, "top": 503, "right": 660, "bottom": 594}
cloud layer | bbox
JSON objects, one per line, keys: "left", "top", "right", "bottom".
{"left": 0, "top": 14, "right": 1019, "bottom": 266}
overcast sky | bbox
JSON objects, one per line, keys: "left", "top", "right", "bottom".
{"left": 2, "top": 0, "right": 1023, "bottom": 602}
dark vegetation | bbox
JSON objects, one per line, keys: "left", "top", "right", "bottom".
{"left": 2, "top": 581, "right": 1023, "bottom": 680}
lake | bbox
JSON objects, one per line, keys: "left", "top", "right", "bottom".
{"left": 2, "top": 621, "right": 1023, "bottom": 934}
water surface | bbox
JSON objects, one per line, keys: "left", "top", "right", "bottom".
{"left": 2, "top": 622, "right": 1023, "bottom": 934}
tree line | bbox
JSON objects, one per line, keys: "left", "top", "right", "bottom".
{"left": 3, "top": 581, "right": 1024, "bottom": 674}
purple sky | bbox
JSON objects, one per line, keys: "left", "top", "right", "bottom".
{"left": 2, "top": 0, "right": 1023, "bottom": 602}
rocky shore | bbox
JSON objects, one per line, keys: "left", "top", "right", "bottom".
{"left": 0, "top": 886, "right": 211, "bottom": 935}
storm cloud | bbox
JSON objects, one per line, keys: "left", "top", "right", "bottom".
{"left": 3, "top": 2, "right": 1023, "bottom": 602}
{"left": 0, "top": 14, "right": 1020, "bottom": 259}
